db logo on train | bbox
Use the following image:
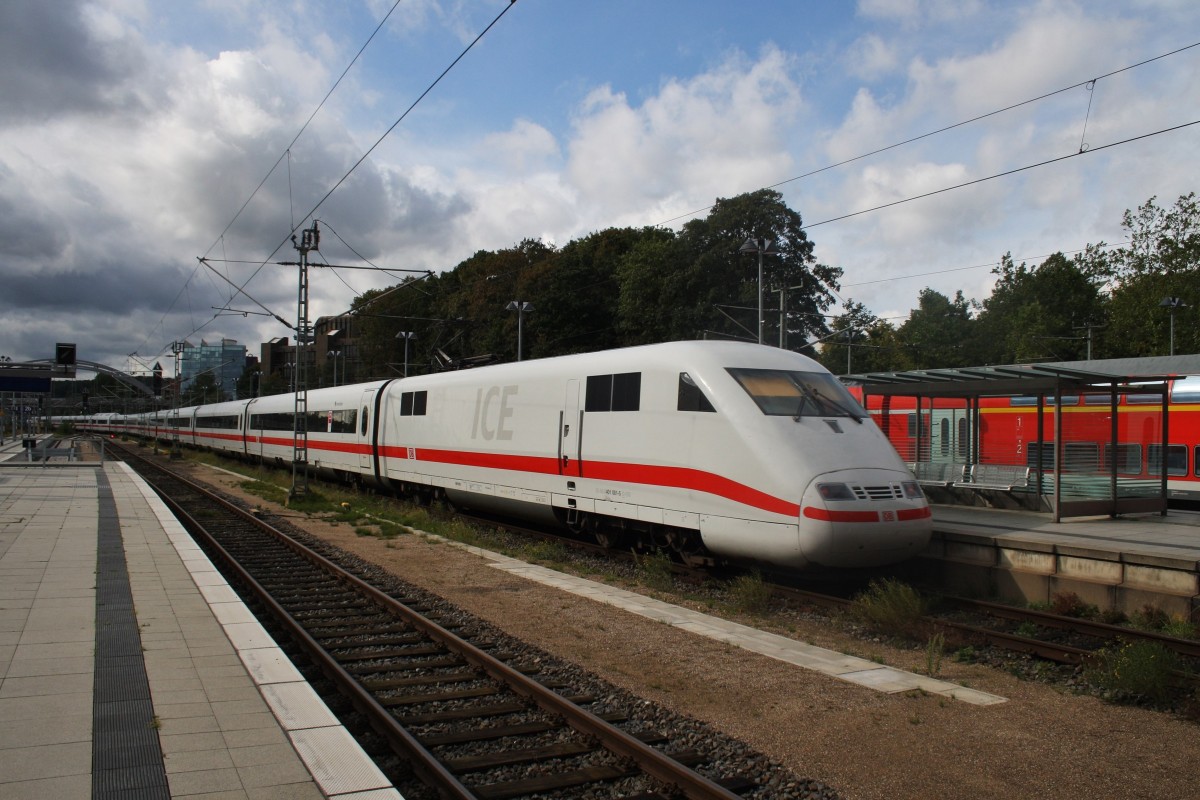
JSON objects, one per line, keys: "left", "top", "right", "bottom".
{"left": 881, "top": 510, "right": 896, "bottom": 522}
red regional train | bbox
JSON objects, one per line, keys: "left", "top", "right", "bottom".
{"left": 851, "top": 376, "right": 1200, "bottom": 502}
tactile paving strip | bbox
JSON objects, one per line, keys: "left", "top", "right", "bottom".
{"left": 93, "top": 470, "right": 170, "bottom": 799}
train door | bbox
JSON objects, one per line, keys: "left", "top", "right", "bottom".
{"left": 357, "top": 387, "right": 376, "bottom": 473}
{"left": 561, "top": 379, "right": 581, "bottom": 476}
{"left": 929, "top": 408, "right": 969, "bottom": 464}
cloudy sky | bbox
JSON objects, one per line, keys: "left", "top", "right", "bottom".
{"left": 1, "top": 0, "right": 1196, "bottom": 376}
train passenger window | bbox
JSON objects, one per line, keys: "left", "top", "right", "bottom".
{"left": 1147, "top": 444, "right": 1187, "bottom": 476}
{"left": 677, "top": 373, "right": 716, "bottom": 412}
{"left": 939, "top": 419, "right": 949, "bottom": 457}
{"left": 361, "top": 407, "right": 369, "bottom": 436}
{"left": 727, "top": 368, "right": 865, "bottom": 419}
{"left": 312, "top": 409, "right": 357, "bottom": 434}
{"left": 585, "top": 374, "right": 612, "bottom": 411}
{"left": 196, "top": 415, "right": 239, "bottom": 430}
{"left": 399, "top": 391, "right": 428, "bottom": 416}
{"left": 250, "top": 413, "right": 295, "bottom": 431}
{"left": 585, "top": 373, "right": 641, "bottom": 412}
{"left": 957, "top": 418, "right": 969, "bottom": 460}
{"left": 1195, "top": 445, "right": 1200, "bottom": 478}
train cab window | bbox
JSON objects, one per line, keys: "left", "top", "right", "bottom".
{"left": 677, "top": 373, "right": 715, "bottom": 412}
{"left": 585, "top": 372, "right": 641, "bottom": 412}
{"left": 361, "top": 407, "right": 369, "bottom": 436}
{"left": 1148, "top": 444, "right": 1187, "bottom": 477}
{"left": 400, "top": 390, "right": 428, "bottom": 416}
{"left": 727, "top": 368, "right": 866, "bottom": 420}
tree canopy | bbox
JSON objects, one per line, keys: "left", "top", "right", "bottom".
{"left": 340, "top": 189, "right": 1197, "bottom": 380}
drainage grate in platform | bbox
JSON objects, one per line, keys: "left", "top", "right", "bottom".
{"left": 93, "top": 471, "right": 170, "bottom": 800}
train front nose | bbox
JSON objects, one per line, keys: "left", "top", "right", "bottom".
{"left": 798, "top": 469, "right": 932, "bottom": 567}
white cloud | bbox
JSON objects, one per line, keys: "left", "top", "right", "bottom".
{"left": 565, "top": 46, "right": 801, "bottom": 227}
{"left": 844, "top": 34, "right": 900, "bottom": 81}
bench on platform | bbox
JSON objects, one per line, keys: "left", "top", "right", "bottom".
{"left": 911, "top": 461, "right": 968, "bottom": 487}
{"left": 955, "top": 464, "right": 1032, "bottom": 492}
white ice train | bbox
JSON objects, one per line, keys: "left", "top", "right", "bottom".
{"left": 76, "top": 341, "right": 932, "bottom": 569}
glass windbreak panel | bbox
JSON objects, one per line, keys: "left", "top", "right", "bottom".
{"left": 1026, "top": 442, "right": 1055, "bottom": 469}
{"left": 1148, "top": 444, "right": 1187, "bottom": 476}
{"left": 1103, "top": 443, "right": 1143, "bottom": 475}
{"left": 1063, "top": 442, "right": 1099, "bottom": 472}
{"left": 727, "top": 368, "right": 865, "bottom": 419}
{"left": 1012, "top": 395, "right": 1078, "bottom": 406}
{"left": 1125, "top": 392, "right": 1164, "bottom": 404}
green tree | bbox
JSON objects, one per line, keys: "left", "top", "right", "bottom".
{"left": 669, "top": 189, "right": 841, "bottom": 351}
{"left": 973, "top": 252, "right": 1107, "bottom": 364}
{"left": 897, "top": 289, "right": 975, "bottom": 369}
{"left": 819, "top": 300, "right": 909, "bottom": 374}
{"left": 525, "top": 228, "right": 644, "bottom": 355}
{"left": 1100, "top": 193, "right": 1199, "bottom": 356}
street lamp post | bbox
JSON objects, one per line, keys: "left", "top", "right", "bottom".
{"left": 506, "top": 301, "right": 533, "bottom": 361}
{"left": 1159, "top": 296, "right": 1186, "bottom": 356}
{"left": 739, "top": 237, "right": 780, "bottom": 345}
{"left": 326, "top": 350, "right": 341, "bottom": 386}
{"left": 771, "top": 284, "right": 805, "bottom": 349}
{"left": 395, "top": 332, "right": 416, "bottom": 377}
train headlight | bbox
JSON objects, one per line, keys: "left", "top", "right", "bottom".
{"left": 901, "top": 481, "right": 924, "bottom": 499}
{"left": 816, "top": 482, "right": 855, "bottom": 501}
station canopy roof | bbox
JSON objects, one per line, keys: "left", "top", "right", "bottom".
{"left": 840, "top": 355, "right": 1200, "bottom": 399}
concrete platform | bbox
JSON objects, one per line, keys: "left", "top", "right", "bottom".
{"left": 0, "top": 460, "right": 402, "bottom": 799}
{"left": 917, "top": 504, "right": 1200, "bottom": 617}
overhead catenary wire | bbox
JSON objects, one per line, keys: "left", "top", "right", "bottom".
{"left": 655, "top": 40, "right": 1200, "bottom": 228}
{"left": 804, "top": 119, "right": 1199, "bottom": 229}
{"left": 209, "top": 0, "right": 519, "bottom": 337}
{"left": 136, "top": 0, "right": 409, "bottom": 359}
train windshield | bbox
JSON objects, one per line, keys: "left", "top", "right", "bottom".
{"left": 727, "top": 368, "right": 866, "bottom": 421}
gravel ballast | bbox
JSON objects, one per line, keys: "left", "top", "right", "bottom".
{"left": 189, "top": 464, "right": 1200, "bottom": 800}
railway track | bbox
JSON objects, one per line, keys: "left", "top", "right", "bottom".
{"left": 112, "top": 442, "right": 778, "bottom": 800}
{"left": 457, "top": 508, "right": 1200, "bottom": 690}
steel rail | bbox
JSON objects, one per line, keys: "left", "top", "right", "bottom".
{"left": 142, "top": 468, "right": 476, "bottom": 798}
{"left": 953, "top": 597, "right": 1200, "bottom": 659}
{"left": 129, "top": 450, "right": 742, "bottom": 799}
